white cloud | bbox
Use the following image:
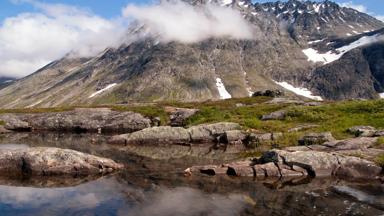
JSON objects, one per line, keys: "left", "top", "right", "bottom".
{"left": 0, "top": 0, "right": 255, "bottom": 78}
{"left": 122, "top": 1, "right": 254, "bottom": 43}
{"left": 339, "top": 1, "right": 367, "bottom": 13}
{"left": 0, "top": 0, "right": 127, "bottom": 78}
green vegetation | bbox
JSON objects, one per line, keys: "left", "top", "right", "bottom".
{"left": 375, "top": 137, "right": 384, "bottom": 147}
{"left": 375, "top": 154, "right": 384, "bottom": 167}
{"left": 0, "top": 120, "right": 4, "bottom": 126}
{"left": 1, "top": 97, "right": 384, "bottom": 146}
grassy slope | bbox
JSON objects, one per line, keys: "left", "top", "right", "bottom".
{"left": 1, "top": 97, "right": 384, "bottom": 146}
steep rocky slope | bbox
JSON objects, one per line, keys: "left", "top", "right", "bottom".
{"left": 0, "top": 0, "right": 383, "bottom": 108}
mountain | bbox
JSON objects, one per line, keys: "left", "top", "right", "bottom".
{"left": 0, "top": 77, "right": 16, "bottom": 90}
{"left": 0, "top": 0, "right": 383, "bottom": 108}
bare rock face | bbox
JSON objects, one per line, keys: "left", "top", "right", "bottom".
{"left": 0, "top": 147, "right": 123, "bottom": 177}
{"left": 0, "top": 108, "right": 151, "bottom": 133}
{"left": 298, "top": 132, "right": 336, "bottom": 146}
{"left": 110, "top": 122, "right": 242, "bottom": 145}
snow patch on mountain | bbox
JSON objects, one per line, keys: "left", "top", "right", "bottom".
{"left": 303, "top": 33, "right": 383, "bottom": 64}
{"left": 215, "top": 78, "right": 232, "bottom": 99}
{"left": 89, "top": 83, "right": 117, "bottom": 98}
{"left": 380, "top": 93, "right": 384, "bottom": 99}
{"left": 274, "top": 81, "right": 323, "bottom": 101}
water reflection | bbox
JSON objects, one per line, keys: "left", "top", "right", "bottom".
{"left": 0, "top": 176, "right": 247, "bottom": 216}
{"left": 0, "top": 133, "right": 382, "bottom": 215}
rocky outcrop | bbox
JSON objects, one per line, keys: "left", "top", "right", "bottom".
{"left": 110, "top": 122, "right": 241, "bottom": 145}
{"left": 252, "top": 90, "right": 284, "bottom": 97}
{"left": 188, "top": 122, "right": 241, "bottom": 143}
{"left": 0, "top": 147, "right": 123, "bottom": 177}
{"left": 322, "top": 137, "right": 378, "bottom": 150}
{"left": 298, "top": 132, "right": 335, "bottom": 146}
{"left": 110, "top": 126, "right": 191, "bottom": 145}
{"left": 348, "top": 126, "right": 377, "bottom": 137}
{"left": 0, "top": 108, "right": 151, "bottom": 133}
{"left": 166, "top": 107, "right": 199, "bottom": 127}
{"left": 261, "top": 110, "right": 287, "bottom": 121}
{"left": 186, "top": 149, "right": 382, "bottom": 180}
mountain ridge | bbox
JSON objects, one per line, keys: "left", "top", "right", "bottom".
{"left": 0, "top": 0, "right": 383, "bottom": 108}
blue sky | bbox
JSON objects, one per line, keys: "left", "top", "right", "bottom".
{"left": 0, "top": 0, "right": 383, "bottom": 20}
{"left": 0, "top": 0, "right": 383, "bottom": 78}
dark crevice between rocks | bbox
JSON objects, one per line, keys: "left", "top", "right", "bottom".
{"left": 11, "top": 127, "right": 32, "bottom": 132}
{"left": 279, "top": 154, "right": 316, "bottom": 177}
{"left": 73, "top": 126, "right": 88, "bottom": 134}
{"left": 200, "top": 169, "right": 216, "bottom": 176}
{"left": 226, "top": 167, "right": 237, "bottom": 176}
{"left": 21, "top": 157, "right": 32, "bottom": 176}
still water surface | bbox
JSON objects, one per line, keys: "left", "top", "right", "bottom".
{"left": 0, "top": 132, "right": 382, "bottom": 216}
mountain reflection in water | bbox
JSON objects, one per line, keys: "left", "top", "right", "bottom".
{"left": 0, "top": 133, "right": 382, "bottom": 216}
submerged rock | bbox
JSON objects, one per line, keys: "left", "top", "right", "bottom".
{"left": 0, "top": 147, "right": 123, "bottom": 176}
{"left": 0, "top": 108, "right": 151, "bottom": 133}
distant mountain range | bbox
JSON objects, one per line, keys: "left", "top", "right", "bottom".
{"left": 0, "top": 0, "right": 383, "bottom": 108}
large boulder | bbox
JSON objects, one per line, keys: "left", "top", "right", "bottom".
{"left": 0, "top": 108, "right": 151, "bottom": 133}
{"left": 0, "top": 147, "right": 123, "bottom": 176}
{"left": 112, "top": 126, "right": 191, "bottom": 145}
{"left": 347, "top": 126, "right": 376, "bottom": 137}
{"left": 166, "top": 107, "right": 199, "bottom": 127}
{"left": 298, "top": 132, "right": 335, "bottom": 146}
{"left": 187, "top": 122, "right": 241, "bottom": 143}
{"left": 223, "top": 130, "right": 247, "bottom": 144}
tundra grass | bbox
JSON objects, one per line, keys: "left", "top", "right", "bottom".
{"left": 1, "top": 98, "right": 384, "bottom": 145}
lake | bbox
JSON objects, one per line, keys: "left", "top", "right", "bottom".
{"left": 0, "top": 132, "right": 382, "bottom": 216}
